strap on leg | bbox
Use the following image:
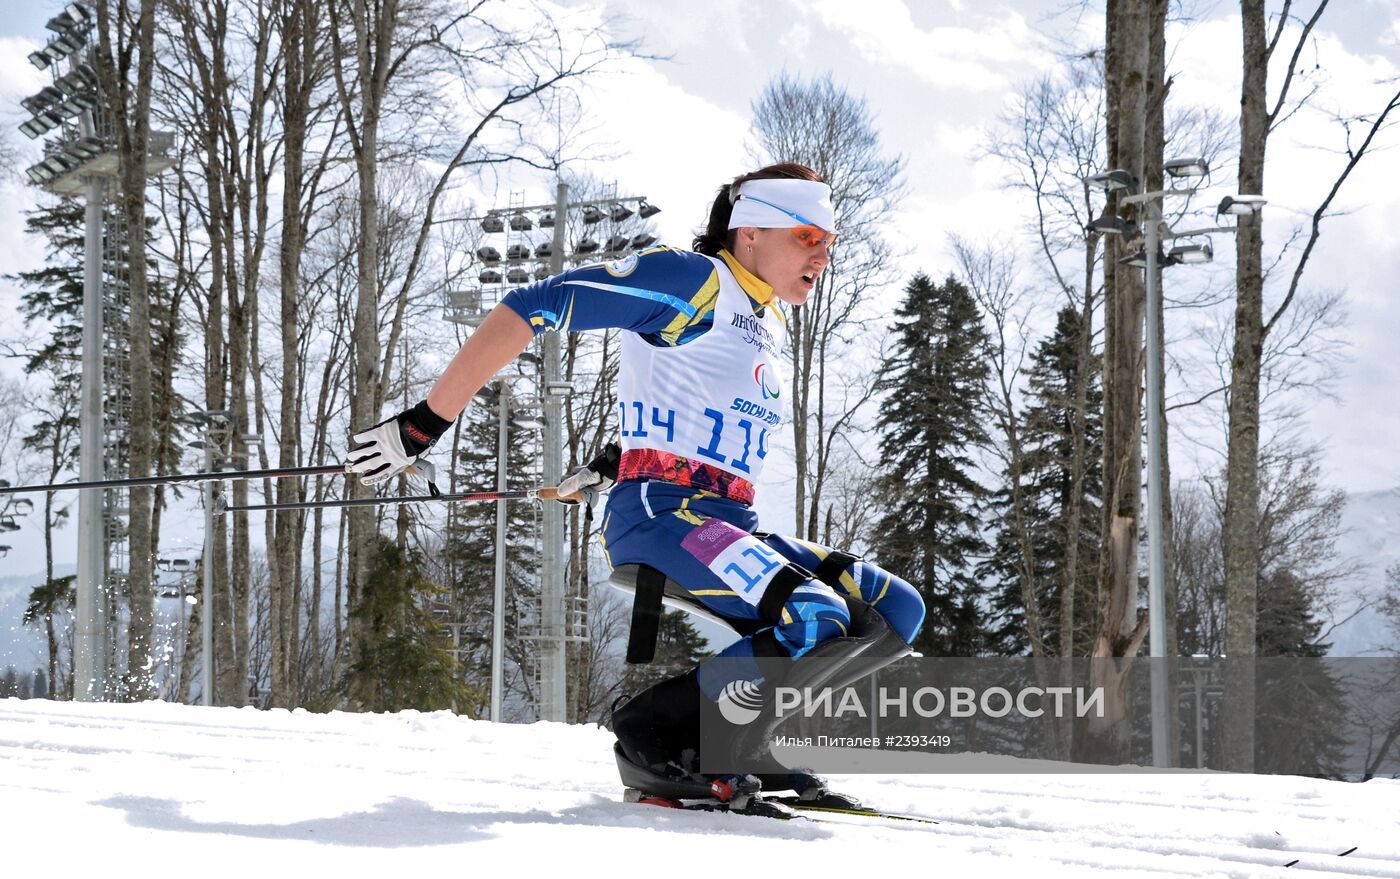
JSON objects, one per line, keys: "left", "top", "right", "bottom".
{"left": 812, "top": 549, "right": 861, "bottom": 589}
{"left": 626, "top": 565, "right": 666, "bottom": 664}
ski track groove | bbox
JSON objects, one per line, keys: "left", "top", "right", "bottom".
{"left": 792, "top": 808, "right": 1394, "bottom": 877}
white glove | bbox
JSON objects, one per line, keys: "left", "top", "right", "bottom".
{"left": 555, "top": 442, "right": 620, "bottom": 506}
{"left": 346, "top": 401, "right": 453, "bottom": 487}
{"left": 557, "top": 465, "right": 614, "bottom": 506}
{"left": 346, "top": 416, "right": 421, "bottom": 486}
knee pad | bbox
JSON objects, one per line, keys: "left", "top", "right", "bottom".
{"left": 775, "top": 581, "right": 851, "bottom": 658}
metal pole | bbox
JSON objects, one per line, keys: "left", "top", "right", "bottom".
{"left": 0, "top": 463, "right": 342, "bottom": 496}
{"left": 1144, "top": 199, "right": 1171, "bottom": 768}
{"left": 537, "top": 182, "right": 568, "bottom": 722}
{"left": 74, "top": 173, "right": 106, "bottom": 702}
{"left": 201, "top": 440, "right": 214, "bottom": 706}
{"left": 492, "top": 381, "right": 508, "bottom": 722}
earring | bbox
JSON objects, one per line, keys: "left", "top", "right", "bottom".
{"left": 746, "top": 245, "right": 753, "bottom": 254}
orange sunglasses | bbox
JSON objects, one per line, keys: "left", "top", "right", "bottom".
{"left": 735, "top": 195, "right": 838, "bottom": 249}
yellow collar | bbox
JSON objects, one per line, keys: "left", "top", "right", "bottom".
{"left": 719, "top": 248, "right": 776, "bottom": 312}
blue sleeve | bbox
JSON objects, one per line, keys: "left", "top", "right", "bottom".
{"left": 501, "top": 247, "right": 720, "bottom": 341}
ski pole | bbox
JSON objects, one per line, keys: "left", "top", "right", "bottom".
{"left": 216, "top": 486, "right": 573, "bottom": 514}
{"left": 0, "top": 463, "right": 348, "bottom": 496}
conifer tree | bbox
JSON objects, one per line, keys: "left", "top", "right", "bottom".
{"left": 439, "top": 391, "right": 542, "bottom": 715}
{"left": 8, "top": 201, "right": 84, "bottom": 695}
{"left": 871, "top": 273, "right": 992, "bottom": 657}
{"left": 346, "top": 535, "right": 483, "bottom": 713}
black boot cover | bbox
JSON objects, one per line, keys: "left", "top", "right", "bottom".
{"left": 708, "top": 599, "right": 897, "bottom": 781}
{"left": 612, "top": 668, "right": 704, "bottom": 780}
{"left": 753, "top": 618, "right": 914, "bottom": 794}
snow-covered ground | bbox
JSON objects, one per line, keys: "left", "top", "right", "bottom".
{"left": 1, "top": 698, "right": 1396, "bottom": 878}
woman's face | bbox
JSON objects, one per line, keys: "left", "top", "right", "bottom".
{"left": 746, "top": 227, "right": 833, "bottom": 306}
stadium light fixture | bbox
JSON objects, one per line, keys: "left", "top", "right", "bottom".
{"left": 1163, "top": 157, "right": 1210, "bottom": 179}
{"left": 1085, "top": 169, "right": 1137, "bottom": 193}
{"left": 1087, "top": 216, "right": 1131, "bottom": 236}
{"left": 1167, "top": 243, "right": 1213, "bottom": 265}
{"left": 1217, "top": 194, "right": 1267, "bottom": 216}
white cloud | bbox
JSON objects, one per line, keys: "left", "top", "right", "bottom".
{"left": 801, "top": 0, "right": 1054, "bottom": 90}
{"left": 779, "top": 20, "right": 813, "bottom": 57}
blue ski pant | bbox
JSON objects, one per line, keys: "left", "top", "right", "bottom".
{"left": 600, "top": 481, "right": 925, "bottom": 678}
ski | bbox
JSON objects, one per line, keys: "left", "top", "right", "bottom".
{"left": 766, "top": 797, "right": 941, "bottom": 825}
{"left": 1282, "top": 844, "right": 1358, "bottom": 868}
{"left": 622, "top": 788, "right": 798, "bottom": 820}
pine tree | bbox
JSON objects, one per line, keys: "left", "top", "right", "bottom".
{"left": 23, "top": 575, "right": 75, "bottom": 700}
{"left": 979, "top": 307, "right": 1103, "bottom": 655}
{"left": 439, "top": 395, "right": 542, "bottom": 715}
{"left": 870, "top": 273, "right": 992, "bottom": 657}
{"left": 346, "top": 535, "right": 484, "bottom": 713}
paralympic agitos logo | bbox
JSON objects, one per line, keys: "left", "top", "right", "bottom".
{"left": 754, "top": 364, "right": 780, "bottom": 400}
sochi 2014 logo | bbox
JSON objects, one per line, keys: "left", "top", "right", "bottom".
{"left": 754, "top": 363, "right": 780, "bottom": 401}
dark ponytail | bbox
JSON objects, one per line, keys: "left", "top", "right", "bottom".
{"left": 692, "top": 162, "right": 823, "bottom": 256}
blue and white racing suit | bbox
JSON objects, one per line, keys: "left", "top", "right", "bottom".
{"left": 502, "top": 246, "right": 924, "bottom": 681}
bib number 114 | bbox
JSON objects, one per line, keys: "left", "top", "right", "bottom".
{"left": 696, "top": 408, "right": 768, "bottom": 474}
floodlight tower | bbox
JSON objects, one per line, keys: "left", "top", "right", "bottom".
{"left": 17, "top": 2, "right": 174, "bottom": 700}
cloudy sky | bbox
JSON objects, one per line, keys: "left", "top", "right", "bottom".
{"left": 0, "top": 0, "right": 1397, "bottom": 576}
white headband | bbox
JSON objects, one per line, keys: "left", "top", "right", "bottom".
{"left": 727, "top": 178, "right": 836, "bottom": 233}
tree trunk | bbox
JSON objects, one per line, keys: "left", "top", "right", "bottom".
{"left": 268, "top": 0, "right": 313, "bottom": 711}
{"left": 1222, "top": 0, "right": 1269, "bottom": 772}
{"left": 1100, "top": 0, "right": 1148, "bottom": 653}
{"left": 1061, "top": 234, "right": 1097, "bottom": 660}
{"left": 331, "top": 0, "right": 399, "bottom": 709}
{"left": 1081, "top": 0, "right": 1157, "bottom": 763}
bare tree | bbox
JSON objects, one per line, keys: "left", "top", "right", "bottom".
{"left": 952, "top": 237, "right": 1050, "bottom": 658}
{"left": 0, "top": 130, "right": 19, "bottom": 179}
{"left": 1223, "top": 0, "right": 1400, "bottom": 769}
{"left": 985, "top": 61, "right": 1107, "bottom": 666}
{"left": 1380, "top": 563, "right": 1400, "bottom": 654}
{"left": 1176, "top": 439, "right": 1355, "bottom": 657}
{"left": 748, "top": 72, "right": 904, "bottom": 541}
